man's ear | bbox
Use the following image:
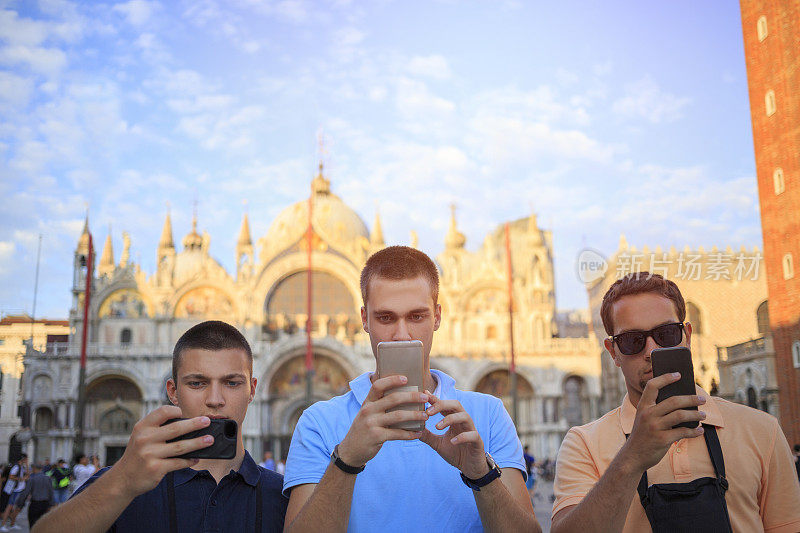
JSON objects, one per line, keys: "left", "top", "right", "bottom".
{"left": 683, "top": 321, "right": 693, "bottom": 347}
{"left": 361, "top": 306, "right": 369, "bottom": 333}
{"left": 433, "top": 303, "right": 442, "bottom": 331}
{"left": 249, "top": 377, "right": 257, "bottom": 403}
{"left": 603, "top": 337, "right": 622, "bottom": 368}
{"left": 166, "top": 378, "right": 179, "bottom": 406}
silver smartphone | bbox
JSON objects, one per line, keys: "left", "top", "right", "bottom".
{"left": 376, "top": 340, "right": 425, "bottom": 431}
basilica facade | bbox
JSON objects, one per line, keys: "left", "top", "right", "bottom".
{"left": 22, "top": 168, "right": 599, "bottom": 465}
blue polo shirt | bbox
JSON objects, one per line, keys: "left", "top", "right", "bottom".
{"left": 75, "top": 451, "right": 287, "bottom": 532}
{"left": 284, "top": 369, "right": 526, "bottom": 531}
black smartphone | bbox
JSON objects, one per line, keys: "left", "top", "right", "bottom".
{"left": 651, "top": 347, "right": 698, "bottom": 429}
{"left": 163, "top": 418, "right": 237, "bottom": 459}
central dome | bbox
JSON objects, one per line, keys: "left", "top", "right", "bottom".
{"left": 262, "top": 171, "right": 369, "bottom": 258}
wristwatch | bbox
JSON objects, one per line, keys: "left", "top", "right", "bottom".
{"left": 460, "top": 452, "right": 502, "bottom": 491}
{"left": 330, "top": 444, "right": 366, "bottom": 475}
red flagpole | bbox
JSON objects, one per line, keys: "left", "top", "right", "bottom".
{"left": 74, "top": 231, "right": 93, "bottom": 456}
{"left": 504, "top": 223, "right": 518, "bottom": 425}
{"left": 305, "top": 185, "right": 314, "bottom": 406}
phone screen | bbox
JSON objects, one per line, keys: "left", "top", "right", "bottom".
{"left": 651, "top": 347, "right": 698, "bottom": 429}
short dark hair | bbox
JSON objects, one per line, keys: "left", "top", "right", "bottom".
{"left": 600, "top": 272, "right": 686, "bottom": 336}
{"left": 74, "top": 453, "right": 85, "bottom": 463}
{"left": 172, "top": 320, "right": 253, "bottom": 382}
{"left": 360, "top": 246, "right": 440, "bottom": 308}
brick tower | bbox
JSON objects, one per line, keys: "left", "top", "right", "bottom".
{"left": 740, "top": 0, "right": 800, "bottom": 444}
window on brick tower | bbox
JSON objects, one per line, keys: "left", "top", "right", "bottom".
{"left": 765, "top": 90, "right": 776, "bottom": 116}
{"left": 773, "top": 168, "right": 785, "bottom": 195}
{"left": 783, "top": 253, "right": 794, "bottom": 280}
{"left": 757, "top": 15, "right": 768, "bottom": 41}
{"left": 756, "top": 301, "right": 769, "bottom": 336}
{"left": 793, "top": 341, "right": 800, "bottom": 369}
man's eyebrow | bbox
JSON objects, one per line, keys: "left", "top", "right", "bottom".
{"left": 181, "top": 373, "right": 247, "bottom": 381}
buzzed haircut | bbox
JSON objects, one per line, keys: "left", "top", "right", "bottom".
{"left": 600, "top": 272, "right": 686, "bottom": 336}
{"left": 360, "top": 246, "right": 440, "bottom": 308}
{"left": 172, "top": 320, "right": 253, "bottom": 382}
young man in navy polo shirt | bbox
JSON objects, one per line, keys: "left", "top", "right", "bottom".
{"left": 33, "top": 321, "right": 287, "bottom": 532}
{"left": 283, "top": 246, "right": 541, "bottom": 532}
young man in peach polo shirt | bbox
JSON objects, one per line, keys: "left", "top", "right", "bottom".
{"left": 552, "top": 273, "right": 800, "bottom": 533}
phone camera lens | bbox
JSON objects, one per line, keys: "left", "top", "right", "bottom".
{"left": 224, "top": 420, "right": 236, "bottom": 439}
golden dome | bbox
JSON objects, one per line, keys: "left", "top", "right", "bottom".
{"left": 263, "top": 178, "right": 368, "bottom": 255}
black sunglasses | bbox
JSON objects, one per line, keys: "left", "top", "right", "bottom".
{"left": 611, "top": 322, "right": 685, "bottom": 356}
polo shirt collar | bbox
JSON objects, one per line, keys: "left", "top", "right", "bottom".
{"left": 349, "top": 368, "right": 456, "bottom": 405}
{"left": 619, "top": 384, "right": 724, "bottom": 435}
{"left": 173, "top": 450, "right": 260, "bottom": 487}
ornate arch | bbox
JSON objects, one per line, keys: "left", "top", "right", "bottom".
{"left": 250, "top": 252, "right": 363, "bottom": 325}
{"left": 85, "top": 366, "right": 147, "bottom": 399}
{"left": 91, "top": 280, "right": 153, "bottom": 319}
{"left": 169, "top": 280, "right": 241, "bottom": 321}
{"left": 259, "top": 341, "right": 358, "bottom": 401}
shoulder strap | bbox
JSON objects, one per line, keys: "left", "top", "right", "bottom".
{"left": 255, "top": 476, "right": 262, "bottom": 533}
{"left": 167, "top": 471, "right": 177, "bottom": 533}
{"left": 703, "top": 425, "right": 727, "bottom": 488}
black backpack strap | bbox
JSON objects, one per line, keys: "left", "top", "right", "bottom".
{"left": 255, "top": 476, "right": 262, "bottom": 533}
{"left": 166, "top": 471, "right": 177, "bottom": 533}
{"left": 702, "top": 425, "right": 728, "bottom": 491}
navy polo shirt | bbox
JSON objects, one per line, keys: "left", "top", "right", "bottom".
{"left": 75, "top": 451, "right": 287, "bottom": 532}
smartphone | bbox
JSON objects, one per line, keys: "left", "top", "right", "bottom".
{"left": 651, "top": 347, "right": 698, "bottom": 429}
{"left": 163, "top": 418, "right": 238, "bottom": 459}
{"left": 376, "top": 340, "right": 425, "bottom": 432}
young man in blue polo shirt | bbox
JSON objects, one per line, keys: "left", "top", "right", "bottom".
{"left": 283, "top": 246, "right": 541, "bottom": 532}
{"left": 32, "top": 321, "right": 287, "bottom": 532}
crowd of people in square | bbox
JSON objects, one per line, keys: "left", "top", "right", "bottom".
{"left": 5, "top": 246, "right": 797, "bottom": 532}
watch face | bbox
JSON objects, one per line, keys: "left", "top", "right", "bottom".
{"left": 485, "top": 452, "right": 497, "bottom": 470}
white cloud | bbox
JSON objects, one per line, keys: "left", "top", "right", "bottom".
{"left": 0, "top": 45, "right": 67, "bottom": 76}
{"left": 113, "top": 0, "right": 160, "bottom": 26}
{"left": 612, "top": 77, "right": 690, "bottom": 124}
{"left": 407, "top": 55, "right": 451, "bottom": 80}
{"left": 395, "top": 77, "right": 455, "bottom": 117}
{"left": 0, "top": 72, "right": 34, "bottom": 108}
{"left": 0, "top": 241, "right": 14, "bottom": 275}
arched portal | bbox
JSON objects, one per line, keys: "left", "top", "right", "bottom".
{"left": 264, "top": 353, "right": 353, "bottom": 459}
{"left": 85, "top": 376, "right": 143, "bottom": 465}
{"left": 474, "top": 369, "right": 535, "bottom": 428}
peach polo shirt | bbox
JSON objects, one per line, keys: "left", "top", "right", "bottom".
{"left": 553, "top": 387, "right": 800, "bottom": 533}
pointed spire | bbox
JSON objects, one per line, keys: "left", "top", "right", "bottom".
{"left": 99, "top": 228, "right": 115, "bottom": 277}
{"left": 618, "top": 233, "right": 628, "bottom": 250}
{"left": 76, "top": 210, "right": 91, "bottom": 255}
{"left": 370, "top": 206, "right": 385, "bottom": 246}
{"left": 182, "top": 209, "right": 203, "bottom": 250}
{"left": 311, "top": 160, "right": 331, "bottom": 195}
{"left": 237, "top": 212, "right": 252, "bottom": 247}
{"left": 445, "top": 204, "right": 466, "bottom": 249}
{"left": 158, "top": 210, "right": 174, "bottom": 250}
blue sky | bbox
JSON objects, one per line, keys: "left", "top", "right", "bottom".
{"left": 1, "top": 0, "right": 760, "bottom": 318}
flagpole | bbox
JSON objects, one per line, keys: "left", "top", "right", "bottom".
{"left": 74, "top": 231, "right": 93, "bottom": 457}
{"left": 504, "top": 223, "right": 518, "bottom": 426}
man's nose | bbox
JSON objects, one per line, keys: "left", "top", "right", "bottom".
{"left": 205, "top": 382, "right": 225, "bottom": 407}
{"left": 644, "top": 335, "right": 659, "bottom": 358}
{"left": 392, "top": 320, "right": 412, "bottom": 341}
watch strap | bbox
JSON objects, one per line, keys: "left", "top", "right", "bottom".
{"left": 460, "top": 453, "right": 502, "bottom": 491}
{"left": 331, "top": 444, "right": 365, "bottom": 475}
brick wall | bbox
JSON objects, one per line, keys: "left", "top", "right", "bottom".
{"left": 740, "top": 0, "right": 800, "bottom": 444}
